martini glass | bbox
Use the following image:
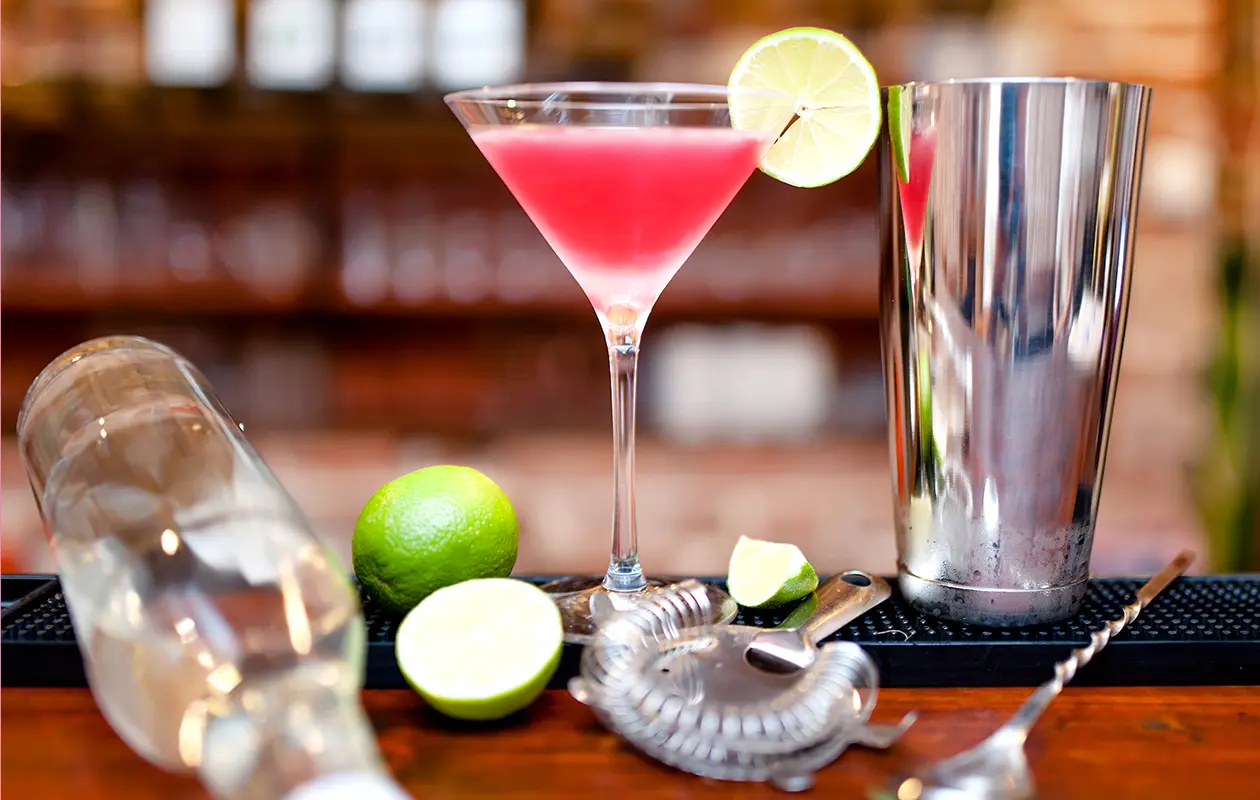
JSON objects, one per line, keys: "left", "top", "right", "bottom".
{"left": 445, "top": 82, "right": 792, "bottom": 643}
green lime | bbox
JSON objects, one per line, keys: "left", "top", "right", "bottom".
{"left": 352, "top": 465, "right": 519, "bottom": 615}
{"left": 728, "top": 26, "right": 882, "bottom": 188}
{"left": 396, "top": 578, "right": 562, "bottom": 721}
{"left": 777, "top": 592, "right": 820, "bottom": 629}
{"left": 887, "top": 84, "right": 911, "bottom": 184}
{"left": 726, "top": 535, "right": 819, "bottom": 608}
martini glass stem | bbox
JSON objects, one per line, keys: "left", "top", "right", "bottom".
{"left": 604, "top": 335, "right": 646, "bottom": 593}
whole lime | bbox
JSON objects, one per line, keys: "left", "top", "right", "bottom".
{"left": 352, "top": 465, "right": 519, "bottom": 615}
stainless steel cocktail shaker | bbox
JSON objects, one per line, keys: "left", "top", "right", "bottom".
{"left": 877, "top": 78, "right": 1152, "bottom": 626}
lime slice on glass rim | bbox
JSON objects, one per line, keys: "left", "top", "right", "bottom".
{"left": 727, "top": 535, "right": 820, "bottom": 608}
{"left": 395, "top": 578, "right": 563, "bottom": 721}
{"left": 728, "top": 26, "right": 882, "bottom": 188}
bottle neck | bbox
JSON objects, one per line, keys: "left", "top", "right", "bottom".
{"left": 282, "top": 772, "right": 413, "bottom": 800}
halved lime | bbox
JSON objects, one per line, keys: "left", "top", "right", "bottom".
{"left": 727, "top": 535, "right": 819, "bottom": 608}
{"left": 728, "top": 26, "right": 882, "bottom": 188}
{"left": 396, "top": 578, "right": 562, "bottom": 721}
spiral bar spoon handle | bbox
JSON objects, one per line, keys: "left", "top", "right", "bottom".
{"left": 1003, "top": 549, "right": 1196, "bottom": 736}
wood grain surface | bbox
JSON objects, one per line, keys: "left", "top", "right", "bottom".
{"left": 3, "top": 687, "right": 1259, "bottom": 799}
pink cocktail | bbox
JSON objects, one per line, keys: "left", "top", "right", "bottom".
{"left": 447, "top": 83, "right": 788, "bottom": 641}
{"left": 471, "top": 126, "right": 771, "bottom": 319}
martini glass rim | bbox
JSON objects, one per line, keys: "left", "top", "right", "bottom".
{"left": 444, "top": 81, "right": 793, "bottom": 112}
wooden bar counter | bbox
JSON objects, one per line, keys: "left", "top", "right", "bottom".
{"left": 3, "top": 686, "right": 1258, "bottom": 798}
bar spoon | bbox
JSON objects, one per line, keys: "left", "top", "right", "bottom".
{"left": 885, "top": 550, "right": 1196, "bottom": 800}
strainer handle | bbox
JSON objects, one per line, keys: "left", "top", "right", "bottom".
{"left": 798, "top": 572, "right": 892, "bottom": 645}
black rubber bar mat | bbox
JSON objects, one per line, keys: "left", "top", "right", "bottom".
{"left": 4, "top": 574, "right": 1258, "bottom": 688}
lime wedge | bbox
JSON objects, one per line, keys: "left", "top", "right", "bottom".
{"left": 396, "top": 578, "right": 562, "bottom": 721}
{"left": 728, "top": 26, "right": 881, "bottom": 188}
{"left": 727, "top": 535, "right": 819, "bottom": 608}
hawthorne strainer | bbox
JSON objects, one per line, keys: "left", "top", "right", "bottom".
{"left": 569, "top": 577, "right": 917, "bottom": 790}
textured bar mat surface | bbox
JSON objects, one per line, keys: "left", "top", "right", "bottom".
{"left": 4, "top": 575, "right": 1258, "bottom": 688}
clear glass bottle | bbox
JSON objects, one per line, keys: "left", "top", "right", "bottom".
{"left": 17, "top": 335, "right": 409, "bottom": 800}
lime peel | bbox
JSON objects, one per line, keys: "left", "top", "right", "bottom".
{"left": 728, "top": 26, "right": 882, "bottom": 188}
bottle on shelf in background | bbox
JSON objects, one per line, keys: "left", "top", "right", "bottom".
{"left": 145, "top": 0, "right": 237, "bottom": 89}
{"left": 428, "top": 0, "right": 527, "bottom": 89}
{"left": 144, "top": 0, "right": 241, "bottom": 125}
{"left": 340, "top": 0, "right": 428, "bottom": 94}
{"left": 247, "top": 0, "right": 338, "bottom": 93}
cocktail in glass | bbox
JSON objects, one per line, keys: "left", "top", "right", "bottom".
{"left": 445, "top": 83, "right": 791, "bottom": 642}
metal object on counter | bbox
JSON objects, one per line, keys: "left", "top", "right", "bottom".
{"left": 571, "top": 577, "right": 914, "bottom": 791}
{"left": 891, "top": 550, "right": 1194, "bottom": 800}
{"left": 746, "top": 571, "right": 891, "bottom": 672}
{"left": 877, "top": 77, "right": 1153, "bottom": 626}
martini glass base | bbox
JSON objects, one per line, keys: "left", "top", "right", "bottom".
{"left": 541, "top": 576, "right": 738, "bottom": 645}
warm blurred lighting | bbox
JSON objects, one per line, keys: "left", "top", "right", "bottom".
{"left": 160, "top": 529, "right": 182, "bottom": 556}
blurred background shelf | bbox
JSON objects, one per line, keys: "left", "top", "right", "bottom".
{"left": 0, "top": 275, "right": 881, "bottom": 318}
{"left": 1, "top": 0, "right": 1250, "bottom": 576}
